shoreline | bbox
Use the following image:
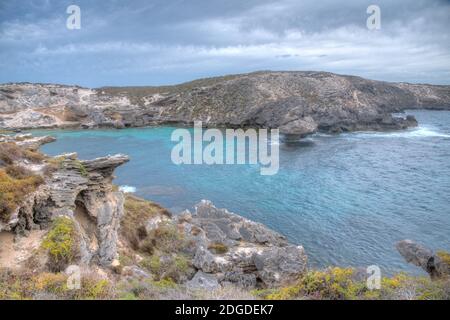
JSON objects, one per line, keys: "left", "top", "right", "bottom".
{"left": 1, "top": 132, "right": 449, "bottom": 299}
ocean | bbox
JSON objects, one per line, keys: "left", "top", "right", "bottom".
{"left": 34, "top": 110, "right": 450, "bottom": 275}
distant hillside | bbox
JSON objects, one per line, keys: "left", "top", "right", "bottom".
{"left": 1, "top": 71, "right": 450, "bottom": 135}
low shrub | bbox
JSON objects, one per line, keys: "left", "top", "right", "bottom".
{"left": 437, "top": 251, "right": 450, "bottom": 265}
{"left": 146, "top": 222, "right": 192, "bottom": 254}
{"left": 262, "top": 268, "right": 450, "bottom": 300}
{"left": 116, "top": 278, "right": 188, "bottom": 300}
{"left": 73, "top": 160, "right": 88, "bottom": 177}
{"left": 265, "top": 267, "right": 366, "bottom": 300}
{"left": 77, "top": 276, "right": 113, "bottom": 300}
{"left": 121, "top": 194, "right": 171, "bottom": 249}
{"left": 140, "top": 253, "right": 193, "bottom": 283}
{"left": 41, "top": 216, "right": 80, "bottom": 272}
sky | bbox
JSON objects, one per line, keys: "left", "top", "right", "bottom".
{"left": 0, "top": 0, "right": 449, "bottom": 87}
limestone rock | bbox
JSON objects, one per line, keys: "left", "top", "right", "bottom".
{"left": 193, "top": 200, "right": 287, "bottom": 246}
{"left": 122, "top": 265, "right": 151, "bottom": 280}
{"left": 0, "top": 133, "right": 56, "bottom": 150}
{"left": 279, "top": 116, "right": 318, "bottom": 137}
{"left": 396, "top": 240, "right": 450, "bottom": 279}
{"left": 180, "top": 200, "right": 308, "bottom": 288}
{"left": 253, "top": 245, "right": 307, "bottom": 287}
{"left": 1, "top": 134, "right": 129, "bottom": 267}
{"left": 186, "top": 271, "right": 220, "bottom": 291}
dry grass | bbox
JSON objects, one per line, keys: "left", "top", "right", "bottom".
{"left": 0, "top": 142, "right": 45, "bottom": 165}
{"left": 0, "top": 168, "right": 44, "bottom": 222}
{"left": 121, "top": 194, "right": 171, "bottom": 250}
{"left": 0, "top": 269, "right": 114, "bottom": 300}
{"left": 208, "top": 242, "right": 229, "bottom": 254}
{"left": 99, "top": 74, "right": 241, "bottom": 105}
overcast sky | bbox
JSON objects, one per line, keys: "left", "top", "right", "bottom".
{"left": 0, "top": 0, "right": 449, "bottom": 87}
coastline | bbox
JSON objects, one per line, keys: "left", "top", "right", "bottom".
{"left": 1, "top": 132, "right": 450, "bottom": 299}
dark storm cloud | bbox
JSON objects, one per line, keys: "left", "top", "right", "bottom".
{"left": 0, "top": 0, "right": 449, "bottom": 86}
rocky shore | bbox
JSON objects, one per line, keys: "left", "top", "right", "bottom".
{"left": 1, "top": 71, "right": 450, "bottom": 136}
{"left": 1, "top": 133, "right": 449, "bottom": 300}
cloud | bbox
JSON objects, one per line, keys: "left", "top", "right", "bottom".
{"left": 0, "top": 0, "right": 449, "bottom": 86}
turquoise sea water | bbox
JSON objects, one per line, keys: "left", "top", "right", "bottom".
{"left": 34, "top": 110, "right": 450, "bottom": 275}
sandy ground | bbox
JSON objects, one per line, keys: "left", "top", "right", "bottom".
{"left": 0, "top": 230, "right": 46, "bottom": 269}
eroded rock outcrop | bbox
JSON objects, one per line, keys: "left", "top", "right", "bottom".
{"left": 1, "top": 72, "right": 449, "bottom": 134}
{"left": 396, "top": 240, "right": 450, "bottom": 279}
{"left": 0, "top": 134, "right": 129, "bottom": 268}
{"left": 176, "top": 200, "right": 308, "bottom": 288}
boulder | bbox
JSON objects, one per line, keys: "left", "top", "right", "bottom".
{"left": 186, "top": 271, "right": 220, "bottom": 291}
{"left": 253, "top": 245, "right": 308, "bottom": 287}
{"left": 181, "top": 200, "right": 308, "bottom": 288}
{"left": 396, "top": 240, "right": 450, "bottom": 279}
{"left": 279, "top": 116, "right": 318, "bottom": 136}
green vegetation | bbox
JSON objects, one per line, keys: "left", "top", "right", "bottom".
{"left": 41, "top": 216, "right": 79, "bottom": 271}
{"left": 120, "top": 195, "right": 195, "bottom": 283}
{"left": 263, "top": 267, "right": 365, "bottom": 300}
{"left": 437, "top": 251, "right": 450, "bottom": 265}
{"left": 121, "top": 194, "right": 171, "bottom": 249}
{"left": 137, "top": 221, "right": 194, "bottom": 282}
{"left": 255, "top": 267, "right": 450, "bottom": 300}
{"left": 145, "top": 221, "right": 191, "bottom": 253}
{"left": 116, "top": 277, "right": 182, "bottom": 300}
{"left": 44, "top": 157, "right": 89, "bottom": 177}
{"left": 140, "top": 252, "right": 192, "bottom": 283}
{"left": 73, "top": 160, "right": 88, "bottom": 177}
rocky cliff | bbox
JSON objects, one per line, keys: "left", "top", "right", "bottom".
{"left": 0, "top": 133, "right": 129, "bottom": 269}
{"left": 1, "top": 71, "right": 449, "bottom": 135}
{"left": 397, "top": 240, "right": 450, "bottom": 279}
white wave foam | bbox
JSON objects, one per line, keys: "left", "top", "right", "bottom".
{"left": 354, "top": 127, "right": 450, "bottom": 139}
{"left": 119, "top": 185, "right": 137, "bottom": 193}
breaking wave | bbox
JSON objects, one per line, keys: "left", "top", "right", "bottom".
{"left": 119, "top": 185, "right": 137, "bottom": 193}
{"left": 353, "top": 127, "right": 450, "bottom": 139}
